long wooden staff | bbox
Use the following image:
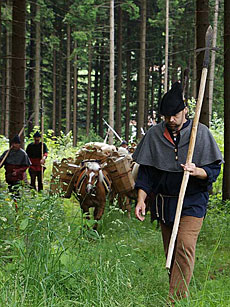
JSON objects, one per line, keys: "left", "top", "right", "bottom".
{"left": 0, "top": 113, "right": 34, "bottom": 168}
{"left": 166, "top": 26, "right": 213, "bottom": 270}
{"left": 103, "top": 118, "right": 123, "bottom": 143}
{"left": 104, "top": 128, "right": 111, "bottom": 143}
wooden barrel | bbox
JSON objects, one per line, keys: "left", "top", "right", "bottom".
{"left": 105, "top": 156, "right": 135, "bottom": 193}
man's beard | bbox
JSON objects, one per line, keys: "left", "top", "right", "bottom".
{"left": 166, "top": 123, "right": 180, "bottom": 132}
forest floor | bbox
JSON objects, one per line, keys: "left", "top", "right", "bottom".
{"left": 0, "top": 129, "right": 226, "bottom": 306}
{"left": 0, "top": 184, "right": 229, "bottom": 307}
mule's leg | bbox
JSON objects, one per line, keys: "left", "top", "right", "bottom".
{"left": 94, "top": 206, "right": 105, "bottom": 220}
{"left": 81, "top": 205, "right": 90, "bottom": 220}
{"left": 125, "top": 196, "right": 131, "bottom": 219}
{"left": 118, "top": 194, "right": 131, "bottom": 218}
{"left": 92, "top": 181, "right": 108, "bottom": 230}
{"left": 109, "top": 189, "right": 117, "bottom": 206}
{"left": 118, "top": 194, "right": 125, "bottom": 211}
{"left": 93, "top": 203, "right": 106, "bottom": 230}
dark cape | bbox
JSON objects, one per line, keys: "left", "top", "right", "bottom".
{"left": 0, "top": 148, "right": 31, "bottom": 166}
{"left": 133, "top": 120, "right": 223, "bottom": 172}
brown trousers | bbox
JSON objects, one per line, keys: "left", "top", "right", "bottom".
{"left": 160, "top": 215, "right": 203, "bottom": 301}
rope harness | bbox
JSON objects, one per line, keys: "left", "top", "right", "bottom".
{"left": 74, "top": 162, "right": 111, "bottom": 206}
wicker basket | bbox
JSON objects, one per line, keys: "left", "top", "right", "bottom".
{"left": 105, "top": 156, "right": 135, "bottom": 193}
{"left": 50, "top": 159, "right": 80, "bottom": 194}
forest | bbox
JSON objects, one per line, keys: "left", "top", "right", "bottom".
{"left": 0, "top": 0, "right": 229, "bottom": 306}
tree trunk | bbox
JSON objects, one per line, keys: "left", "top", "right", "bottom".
{"left": 66, "top": 23, "right": 71, "bottom": 133}
{"left": 150, "top": 64, "right": 155, "bottom": 120}
{"left": 1, "top": 68, "right": 5, "bottom": 135}
{"left": 34, "top": 2, "right": 41, "bottom": 127}
{"left": 99, "top": 42, "right": 104, "bottom": 138}
{"left": 28, "top": 2, "right": 36, "bottom": 136}
{"left": 144, "top": 66, "right": 150, "bottom": 130}
{"left": 115, "top": 4, "right": 123, "bottom": 137}
{"left": 5, "top": 0, "right": 11, "bottom": 138}
{"left": 52, "top": 49, "right": 57, "bottom": 134}
{"left": 164, "top": 0, "right": 169, "bottom": 93}
{"left": 137, "top": 0, "right": 146, "bottom": 139}
{"left": 86, "top": 41, "right": 92, "bottom": 136}
{"left": 125, "top": 48, "right": 131, "bottom": 142}
{"left": 0, "top": 1, "right": 1, "bottom": 72}
{"left": 58, "top": 59, "right": 63, "bottom": 135}
{"left": 223, "top": 0, "right": 230, "bottom": 200}
{"left": 93, "top": 42, "right": 99, "bottom": 133}
{"left": 73, "top": 41, "right": 78, "bottom": 146}
{"left": 157, "top": 61, "right": 163, "bottom": 121}
{"left": 109, "top": 0, "right": 115, "bottom": 144}
{"left": 171, "top": 37, "right": 178, "bottom": 84}
{"left": 183, "top": 68, "right": 190, "bottom": 104}
{"left": 196, "top": 0, "right": 209, "bottom": 126}
{"left": 10, "top": 0, "right": 26, "bottom": 144}
{"left": 193, "top": 18, "right": 197, "bottom": 99}
{"left": 0, "top": 1, "right": 3, "bottom": 135}
{"left": 58, "top": 32, "right": 63, "bottom": 135}
{"left": 208, "top": 0, "right": 219, "bottom": 124}
{"left": 184, "top": 31, "right": 191, "bottom": 102}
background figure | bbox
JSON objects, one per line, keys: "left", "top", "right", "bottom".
{"left": 0, "top": 135, "right": 31, "bottom": 199}
{"left": 117, "top": 140, "right": 129, "bottom": 155}
{"left": 26, "top": 131, "right": 48, "bottom": 191}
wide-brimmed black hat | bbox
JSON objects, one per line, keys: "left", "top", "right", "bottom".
{"left": 11, "top": 135, "right": 21, "bottom": 144}
{"left": 33, "top": 131, "right": 41, "bottom": 138}
{"left": 159, "top": 82, "right": 185, "bottom": 116}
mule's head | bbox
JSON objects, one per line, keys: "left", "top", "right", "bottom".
{"left": 85, "top": 162, "right": 103, "bottom": 195}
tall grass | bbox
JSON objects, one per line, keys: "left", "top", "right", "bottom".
{"left": 0, "top": 187, "right": 229, "bottom": 306}
{"left": 0, "top": 121, "right": 226, "bottom": 306}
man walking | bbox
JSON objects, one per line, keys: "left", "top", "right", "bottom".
{"left": 0, "top": 135, "right": 31, "bottom": 195}
{"left": 26, "top": 131, "right": 48, "bottom": 191}
{"left": 133, "top": 82, "right": 223, "bottom": 303}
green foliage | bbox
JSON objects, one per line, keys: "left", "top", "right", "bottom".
{"left": 1, "top": 2, "right": 12, "bottom": 25}
{"left": 211, "top": 112, "right": 224, "bottom": 136}
{"left": 35, "top": 0, "right": 55, "bottom": 28}
{"left": 49, "top": 34, "right": 60, "bottom": 49}
{"left": 187, "top": 97, "right": 197, "bottom": 118}
{"left": 208, "top": 194, "right": 230, "bottom": 215}
{"left": 121, "top": 1, "right": 139, "bottom": 20}
{"left": 20, "top": 0, "right": 225, "bottom": 144}
{"left": 72, "top": 31, "right": 89, "bottom": 43}
{"left": 0, "top": 135, "right": 8, "bottom": 150}
{"left": 210, "top": 115, "right": 224, "bottom": 194}
{"left": 0, "top": 137, "right": 9, "bottom": 181}
{"left": 76, "top": 129, "right": 104, "bottom": 145}
{"left": 0, "top": 190, "right": 229, "bottom": 306}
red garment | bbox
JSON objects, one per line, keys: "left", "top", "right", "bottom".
{"left": 30, "top": 153, "right": 48, "bottom": 171}
{"left": 5, "top": 164, "right": 29, "bottom": 183}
